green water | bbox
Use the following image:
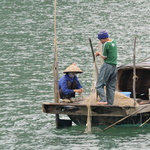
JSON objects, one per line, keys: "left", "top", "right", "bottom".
{"left": 0, "top": 0, "right": 150, "bottom": 150}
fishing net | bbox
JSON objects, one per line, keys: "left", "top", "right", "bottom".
{"left": 80, "top": 89, "right": 138, "bottom": 106}
{"left": 114, "top": 91, "right": 139, "bottom": 106}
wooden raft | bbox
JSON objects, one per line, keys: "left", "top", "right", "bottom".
{"left": 42, "top": 102, "right": 150, "bottom": 117}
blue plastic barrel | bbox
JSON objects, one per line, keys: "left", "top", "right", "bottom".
{"left": 120, "top": 92, "right": 131, "bottom": 97}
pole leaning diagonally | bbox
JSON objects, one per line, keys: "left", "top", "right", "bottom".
{"left": 89, "top": 38, "right": 98, "bottom": 102}
{"left": 89, "top": 38, "right": 98, "bottom": 79}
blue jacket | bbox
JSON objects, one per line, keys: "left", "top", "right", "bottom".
{"left": 59, "top": 74, "right": 82, "bottom": 95}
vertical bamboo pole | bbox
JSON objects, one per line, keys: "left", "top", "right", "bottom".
{"left": 53, "top": 0, "right": 59, "bottom": 103}
{"left": 53, "top": 0, "right": 59, "bottom": 128}
{"left": 133, "top": 37, "right": 137, "bottom": 106}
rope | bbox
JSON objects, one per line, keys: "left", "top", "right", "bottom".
{"left": 132, "top": 75, "right": 138, "bottom": 80}
{"left": 85, "top": 100, "right": 92, "bottom": 133}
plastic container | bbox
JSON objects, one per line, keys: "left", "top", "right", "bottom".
{"left": 120, "top": 92, "right": 131, "bottom": 97}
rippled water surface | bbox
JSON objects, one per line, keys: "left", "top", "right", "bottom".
{"left": 0, "top": 0, "right": 150, "bottom": 150}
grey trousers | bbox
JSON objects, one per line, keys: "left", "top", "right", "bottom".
{"left": 96, "top": 63, "right": 117, "bottom": 105}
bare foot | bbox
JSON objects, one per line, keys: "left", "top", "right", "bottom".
{"left": 139, "top": 101, "right": 150, "bottom": 105}
{"left": 139, "top": 102, "right": 144, "bottom": 105}
{"left": 97, "top": 102, "right": 108, "bottom": 105}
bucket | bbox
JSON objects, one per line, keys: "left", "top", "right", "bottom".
{"left": 120, "top": 92, "right": 131, "bottom": 97}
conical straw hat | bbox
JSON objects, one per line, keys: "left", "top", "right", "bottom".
{"left": 63, "top": 63, "right": 83, "bottom": 73}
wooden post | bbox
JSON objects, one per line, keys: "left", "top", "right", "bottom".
{"left": 53, "top": 61, "right": 59, "bottom": 103}
{"left": 53, "top": 0, "right": 59, "bottom": 128}
{"left": 53, "top": 0, "right": 59, "bottom": 103}
{"left": 133, "top": 37, "right": 137, "bottom": 106}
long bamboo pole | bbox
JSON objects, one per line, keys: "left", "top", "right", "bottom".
{"left": 89, "top": 38, "right": 98, "bottom": 79}
{"left": 138, "top": 56, "right": 150, "bottom": 64}
{"left": 53, "top": 0, "right": 59, "bottom": 103}
{"left": 133, "top": 37, "right": 137, "bottom": 106}
{"left": 53, "top": 0, "right": 59, "bottom": 128}
{"left": 139, "top": 118, "right": 150, "bottom": 128}
{"left": 89, "top": 38, "right": 98, "bottom": 101}
{"left": 84, "top": 38, "right": 98, "bottom": 133}
{"left": 103, "top": 105, "right": 148, "bottom": 131}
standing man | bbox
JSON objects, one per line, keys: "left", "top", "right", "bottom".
{"left": 95, "top": 31, "right": 117, "bottom": 105}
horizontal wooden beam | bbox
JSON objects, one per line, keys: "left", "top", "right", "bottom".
{"left": 42, "top": 102, "right": 144, "bottom": 117}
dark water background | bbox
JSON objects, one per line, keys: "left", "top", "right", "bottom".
{"left": 0, "top": 0, "right": 150, "bottom": 149}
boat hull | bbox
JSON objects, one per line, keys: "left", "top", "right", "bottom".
{"left": 68, "top": 112, "right": 150, "bottom": 126}
{"left": 42, "top": 102, "right": 150, "bottom": 127}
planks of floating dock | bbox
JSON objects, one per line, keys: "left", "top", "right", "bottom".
{"left": 42, "top": 102, "right": 150, "bottom": 117}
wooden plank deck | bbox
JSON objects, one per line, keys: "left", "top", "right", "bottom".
{"left": 42, "top": 102, "right": 150, "bottom": 117}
